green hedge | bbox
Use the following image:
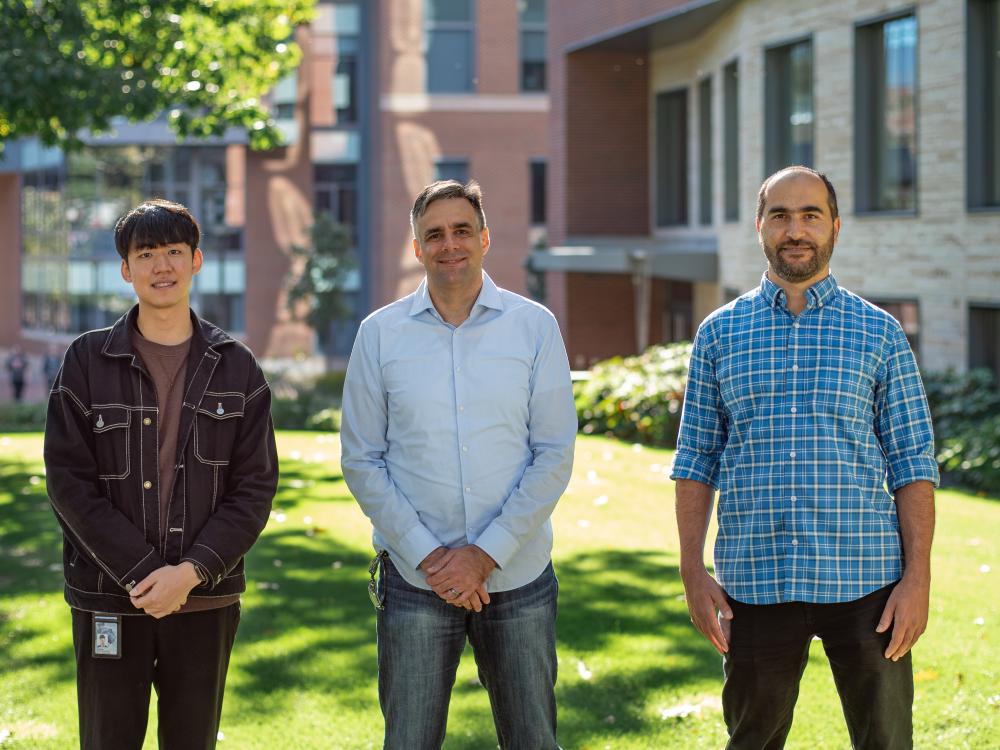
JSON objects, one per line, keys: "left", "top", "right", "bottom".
{"left": 574, "top": 342, "right": 691, "bottom": 447}
{"left": 0, "top": 401, "right": 48, "bottom": 432}
{"left": 923, "top": 369, "right": 1000, "bottom": 493}
{"left": 575, "top": 347, "right": 1000, "bottom": 493}
{"left": 268, "top": 371, "right": 344, "bottom": 431}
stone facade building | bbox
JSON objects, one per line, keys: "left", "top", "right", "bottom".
{"left": 533, "top": 0, "right": 1000, "bottom": 374}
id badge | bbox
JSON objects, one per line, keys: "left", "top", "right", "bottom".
{"left": 92, "top": 613, "right": 122, "bottom": 659}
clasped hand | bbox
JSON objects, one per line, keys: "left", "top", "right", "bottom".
{"left": 419, "top": 545, "right": 497, "bottom": 612}
{"left": 129, "top": 562, "right": 201, "bottom": 619}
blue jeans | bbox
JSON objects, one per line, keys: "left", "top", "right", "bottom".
{"left": 376, "top": 558, "right": 559, "bottom": 750}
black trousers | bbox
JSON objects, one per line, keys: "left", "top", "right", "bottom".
{"left": 71, "top": 604, "right": 240, "bottom": 750}
{"left": 722, "top": 584, "right": 913, "bottom": 750}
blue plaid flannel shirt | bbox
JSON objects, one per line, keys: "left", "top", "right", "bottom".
{"left": 671, "top": 273, "right": 939, "bottom": 604}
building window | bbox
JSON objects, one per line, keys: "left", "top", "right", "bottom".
{"left": 425, "top": 0, "right": 474, "bottom": 93}
{"left": 870, "top": 299, "right": 920, "bottom": 359}
{"left": 663, "top": 281, "right": 694, "bottom": 342}
{"left": 765, "top": 38, "right": 814, "bottom": 174}
{"left": 968, "top": 0, "right": 1000, "bottom": 209}
{"left": 855, "top": 13, "right": 918, "bottom": 213}
{"left": 519, "top": 0, "right": 546, "bottom": 92}
{"left": 698, "top": 76, "right": 713, "bottom": 226}
{"left": 314, "top": 164, "right": 358, "bottom": 229}
{"left": 21, "top": 146, "right": 244, "bottom": 334}
{"left": 723, "top": 60, "right": 740, "bottom": 222}
{"left": 656, "top": 88, "right": 689, "bottom": 227}
{"left": 332, "top": 2, "right": 361, "bottom": 124}
{"left": 435, "top": 159, "right": 469, "bottom": 183}
{"left": 530, "top": 160, "right": 547, "bottom": 225}
{"left": 970, "top": 306, "right": 1000, "bottom": 376}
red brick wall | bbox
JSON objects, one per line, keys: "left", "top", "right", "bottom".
{"left": 565, "top": 49, "right": 649, "bottom": 235}
{"left": 377, "top": 110, "right": 548, "bottom": 306}
{"left": 564, "top": 272, "right": 668, "bottom": 367}
{"left": 548, "top": 0, "right": 691, "bottom": 247}
{"left": 374, "top": 0, "right": 549, "bottom": 309}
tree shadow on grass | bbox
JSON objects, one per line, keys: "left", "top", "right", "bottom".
{"left": 0, "top": 456, "right": 76, "bottom": 687}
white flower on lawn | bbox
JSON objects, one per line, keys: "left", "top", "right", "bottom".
{"left": 586, "top": 470, "right": 599, "bottom": 483}
{"left": 593, "top": 495, "right": 609, "bottom": 506}
{"left": 980, "top": 564, "right": 991, "bottom": 574}
{"left": 576, "top": 661, "right": 593, "bottom": 680}
{"left": 974, "top": 617, "right": 985, "bottom": 626}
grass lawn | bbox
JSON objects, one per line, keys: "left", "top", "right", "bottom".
{"left": 0, "top": 431, "right": 997, "bottom": 749}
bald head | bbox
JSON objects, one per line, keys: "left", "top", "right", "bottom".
{"left": 756, "top": 167, "right": 839, "bottom": 224}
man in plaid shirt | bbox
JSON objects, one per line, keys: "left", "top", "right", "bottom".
{"left": 671, "top": 166, "right": 939, "bottom": 750}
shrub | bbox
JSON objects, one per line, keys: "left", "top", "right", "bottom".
{"left": 574, "top": 342, "right": 691, "bottom": 447}
{"left": 268, "top": 371, "right": 344, "bottom": 431}
{"left": 0, "top": 401, "right": 48, "bottom": 432}
{"left": 922, "top": 368, "right": 1000, "bottom": 492}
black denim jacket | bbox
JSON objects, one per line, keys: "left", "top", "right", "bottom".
{"left": 44, "top": 306, "right": 278, "bottom": 614}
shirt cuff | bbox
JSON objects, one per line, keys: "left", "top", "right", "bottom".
{"left": 888, "top": 457, "right": 941, "bottom": 491}
{"left": 473, "top": 523, "right": 518, "bottom": 571}
{"left": 669, "top": 451, "right": 721, "bottom": 488}
{"left": 396, "top": 523, "right": 442, "bottom": 572}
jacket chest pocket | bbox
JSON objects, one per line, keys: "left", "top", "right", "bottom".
{"left": 91, "top": 406, "right": 131, "bottom": 479}
{"left": 194, "top": 392, "right": 245, "bottom": 466}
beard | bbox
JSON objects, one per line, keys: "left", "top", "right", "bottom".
{"left": 761, "top": 229, "right": 836, "bottom": 283}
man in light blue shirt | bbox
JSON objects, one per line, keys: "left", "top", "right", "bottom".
{"left": 341, "top": 179, "right": 576, "bottom": 749}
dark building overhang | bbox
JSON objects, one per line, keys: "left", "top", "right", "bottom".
{"left": 567, "top": 0, "right": 739, "bottom": 54}
{"left": 529, "top": 236, "right": 718, "bottom": 283}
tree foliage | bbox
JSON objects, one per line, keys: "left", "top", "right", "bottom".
{"left": 286, "top": 213, "right": 358, "bottom": 353}
{"left": 0, "top": 0, "right": 313, "bottom": 151}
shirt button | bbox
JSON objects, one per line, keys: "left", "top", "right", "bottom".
{"left": 459, "top": 405, "right": 465, "bottom": 412}
{"left": 790, "top": 407, "right": 797, "bottom": 414}
{"left": 790, "top": 495, "right": 797, "bottom": 502}
{"left": 143, "top": 481, "right": 152, "bottom": 490}
{"left": 456, "top": 366, "right": 462, "bottom": 372}
{"left": 792, "top": 538, "right": 799, "bottom": 546}
{"left": 143, "top": 417, "right": 152, "bottom": 426}
{"left": 789, "top": 451, "right": 797, "bottom": 459}
{"left": 793, "top": 322, "right": 801, "bottom": 329}
{"left": 462, "top": 445, "right": 468, "bottom": 452}
{"left": 792, "top": 364, "right": 799, "bottom": 371}
{"left": 464, "top": 486, "right": 471, "bottom": 492}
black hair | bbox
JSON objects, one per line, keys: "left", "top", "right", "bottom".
{"left": 114, "top": 199, "right": 200, "bottom": 261}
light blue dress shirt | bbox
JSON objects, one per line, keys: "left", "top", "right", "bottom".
{"left": 340, "top": 273, "right": 577, "bottom": 592}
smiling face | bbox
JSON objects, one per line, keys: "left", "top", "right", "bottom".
{"left": 121, "top": 242, "right": 203, "bottom": 313}
{"left": 412, "top": 197, "right": 490, "bottom": 296}
{"left": 756, "top": 171, "right": 840, "bottom": 285}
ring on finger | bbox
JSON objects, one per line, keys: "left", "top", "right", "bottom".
{"left": 448, "top": 587, "right": 460, "bottom": 598}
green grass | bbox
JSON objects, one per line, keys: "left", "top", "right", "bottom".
{"left": 1, "top": 431, "right": 998, "bottom": 749}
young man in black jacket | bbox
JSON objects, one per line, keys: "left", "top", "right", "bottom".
{"left": 44, "top": 199, "right": 278, "bottom": 750}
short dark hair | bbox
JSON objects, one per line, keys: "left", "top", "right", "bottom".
{"left": 114, "top": 199, "right": 200, "bottom": 261}
{"left": 756, "top": 166, "right": 839, "bottom": 223}
{"left": 410, "top": 180, "right": 486, "bottom": 238}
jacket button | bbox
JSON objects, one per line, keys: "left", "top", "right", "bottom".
{"left": 143, "top": 480, "right": 152, "bottom": 490}
{"left": 143, "top": 417, "right": 152, "bottom": 426}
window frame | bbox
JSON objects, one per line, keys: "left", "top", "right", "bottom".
{"left": 698, "top": 75, "right": 713, "bottom": 226}
{"left": 763, "top": 35, "right": 815, "bottom": 176}
{"left": 723, "top": 59, "right": 740, "bottom": 223}
{"left": 967, "top": 0, "right": 1000, "bottom": 211}
{"left": 655, "top": 87, "right": 690, "bottom": 228}
{"left": 853, "top": 9, "right": 920, "bottom": 216}
{"left": 424, "top": 0, "right": 476, "bottom": 94}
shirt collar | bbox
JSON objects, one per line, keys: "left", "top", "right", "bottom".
{"left": 758, "top": 271, "right": 840, "bottom": 310}
{"left": 408, "top": 272, "right": 503, "bottom": 318}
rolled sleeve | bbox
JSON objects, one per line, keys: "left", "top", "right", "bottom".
{"left": 670, "top": 324, "right": 726, "bottom": 488}
{"left": 875, "top": 324, "right": 940, "bottom": 491}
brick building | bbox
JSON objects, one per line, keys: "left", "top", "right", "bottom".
{"left": 0, "top": 0, "right": 549, "bottom": 391}
{"left": 532, "top": 0, "right": 1000, "bottom": 374}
